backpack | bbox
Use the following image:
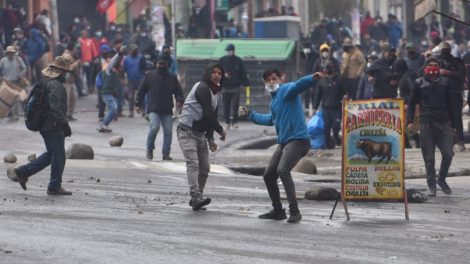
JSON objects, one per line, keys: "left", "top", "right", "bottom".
{"left": 24, "top": 80, "right": 48, "bottom": 132}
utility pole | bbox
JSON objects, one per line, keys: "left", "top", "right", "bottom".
{"left": 50, "top": 0, "right": 59, "bottom": 55}
{"left": 247, "top": 0, "right": 254, "bottom": 38}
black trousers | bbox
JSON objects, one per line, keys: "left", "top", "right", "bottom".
{"left": 420, "top": 122, "right": 454, "bottom": 189}
{"left": 223, "top": 90, "right": 240, "bottom": 124}
{"left": 263, "top": 140, "right": 310, "bottom": 212}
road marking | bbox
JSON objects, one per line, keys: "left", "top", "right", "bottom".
{"left": 130, "top": 162, "right": 148, "bottom": 169}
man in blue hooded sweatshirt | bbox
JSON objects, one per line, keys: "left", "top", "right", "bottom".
{"left": 240, "top": 69, "right": 315, "bottom": 223}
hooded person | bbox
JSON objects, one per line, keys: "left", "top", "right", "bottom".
{"left": 437, "top": 41, "right": 466, "bottom": 151}
{"left": 123, "top": 43, "right": 146, "bottom": 117}
{"left": 7, "top": 56, "right": 74, "bottom": 195}
{"left": 367, "top": 47, "right": 399, "bottom": 99}
{"left": 177, "top": 63, "right": 227, "bottom": 210}
{"left": 135, "top": 54, "right": 184, "bottom": 161}
{"left": 218, "top": 43, "right": 250, "bottom": 130}
{"left": 407, "top": 56, "right": 455, "bottom": 196}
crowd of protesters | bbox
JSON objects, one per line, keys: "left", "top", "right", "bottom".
{"left": 302, "top": 11, "right": 470, "bottom": 152}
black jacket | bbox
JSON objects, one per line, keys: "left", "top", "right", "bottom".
{"left": 367, "top": 58, "right": 399, "bottom": 99}
{"left": 192, "top": 81, "right": 223, "bottom": 140}
{"left": 41, "top": 78, "right": 68, "bottom": 133}
{"left": 136, "top": 70, "right": 184, "bottom": 115}
{"left": 313, "top": 76, "right": 345, "bottom": 110}
{"left": 218, "top": 55, "right": 249, "bottom": 89}
{"left": 407, "top": 76, "right": 453, "bottom": 125}
{"left": 438, "top": 54, "right": 465, "bottom": 93}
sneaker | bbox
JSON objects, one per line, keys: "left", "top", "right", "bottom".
{"left": 232, "top": 123, "right": 239, "bottom": 128}
{"left": 258, "top": 208, "right": 287, "bottom": 220}
{"left": 287, "top": 209, "right": 302, "bottom": 223}
{"left": 188, "top": 199, "right": 207, "bottom": 210}
{"left": 47, "top": 187, "right": 72, "bottom": 195}
{"left": 427, "top": 187, "right": 437, "bottom": 197}
{"left": 98, "top": 125, "right": 112, "bottom": 133}
{"left": 437, "top": 181, "right": 452, "bottom": 195}
{"left": 191, "top": 197, "right": 211, "bottom": 211}
{"left": 162, "top": 155, "right": 172, "bottom": 161}
{"left": 7, "top": 167, "right": 28, "bottom": 190}
{"left": 146, "top": 149, "right": 153, "bottom": 160}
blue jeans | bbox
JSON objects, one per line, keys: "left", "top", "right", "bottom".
{"left": 102, "top": 94, "right": 118, "bottom": 126}
{"left": 147, "top": 112, "right": 173, "bottom": 156}
{"left": 16, "top": 130, "right": 66, "bottom": 191}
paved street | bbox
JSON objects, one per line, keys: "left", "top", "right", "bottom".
{"left": 1, "top": 95, "right": 470, "bottom": 264}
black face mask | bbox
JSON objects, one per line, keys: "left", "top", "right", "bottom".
{"left": 387, "top": 55, "right": 397, "bottom": 64}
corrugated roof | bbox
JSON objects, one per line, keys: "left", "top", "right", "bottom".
{"left": 176, "top": 39, "right": 296, "bottom": 60}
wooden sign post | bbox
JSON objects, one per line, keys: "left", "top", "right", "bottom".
{"left": 331, "top": 98, "right": 409, "bottom": 221}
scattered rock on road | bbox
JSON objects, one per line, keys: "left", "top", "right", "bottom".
{"left": 27, "top": 154, "right": 36, "bottom": 161}
{"left": 109, "top": 136, "right": 124, "bottom": 147}
{"left": 3, "top": 153, "right": 17, "bottom": 163}
{"left": 66, "top": 143, "right": 94, "bottom": 159}
{"left": 406, "top": 189, "right": 427, "bottom": 203}
{"left": 293, "top": 157, "right": 317, "bottom": 174}
{"left": 304, "top": 186, "right": 338, "bottom": 201}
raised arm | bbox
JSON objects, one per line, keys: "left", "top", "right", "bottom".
{"left": 285, "top": 75, "right": 314, "bottom": 99}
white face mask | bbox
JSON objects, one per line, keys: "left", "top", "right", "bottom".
{"left": 367, "top": 62, "right": 372, "bottom": 68}
{"left": 265, "top": 83, "right": 280, "bottom": 94}
{"left": 303, "top": 48, "right": 311, "bottom": 54}
{"left": 74, "top": 18, "right": 80, "bottom": 24}
{"left": 110, "top": 26, "right": 116, "bottom": 31}
{"left": 140, "top": 32, "right": 147, "bottom": 37}
{"left": 321, "top": 51, "right": 329, "bottom": 58}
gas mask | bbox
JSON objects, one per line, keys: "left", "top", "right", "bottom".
{"left": 265, "top": 83, "right": 280, "bottom": 94}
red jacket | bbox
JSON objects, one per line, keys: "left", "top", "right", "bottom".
{"left": 80, "top": 37, "right": 98, "bottom": 63}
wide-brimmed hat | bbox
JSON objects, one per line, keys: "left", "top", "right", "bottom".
{"left": 5, "top": 46, "right": 17, "bottom": 54}
{"left": 42, "top": 56, "right": 72, "bottom": 78}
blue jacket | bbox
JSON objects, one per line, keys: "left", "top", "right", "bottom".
{"left": 249, "top": 75, "right": 314, "bottom": 144}
{"left": 123, "top": 54, "right": 145, "bottom": 81}
{"left": 24, "top": 29, "right": 46, "bottom": 63}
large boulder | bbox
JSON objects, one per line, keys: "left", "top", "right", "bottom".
{"left": 305, "top": 186, "right": 338, "bottom": 201}
{"left": 66, "top": 144, "right": 94, "bottom": 160}
{"left": 293, "top": 157, "right": 317, "bottom": 174}
{"left": 109, "top": 136, "right": 124, "bottom": 147}
{"left": 406, "top": 189, "right": 427, "bottom": 203}
{"left": 3, "top": 153, "right": 17, "bottom": 163}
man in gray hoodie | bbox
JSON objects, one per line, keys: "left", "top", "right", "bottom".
{"left": 177, "top": 63, "right": 226, "bottom": 210}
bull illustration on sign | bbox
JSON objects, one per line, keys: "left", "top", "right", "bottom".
{"left": 355, "top": 139, "right": 392, "bottom": 164}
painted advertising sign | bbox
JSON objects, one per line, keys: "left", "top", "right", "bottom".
{"left": 342, "top": 99, "right": 405, "bottom": 201}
